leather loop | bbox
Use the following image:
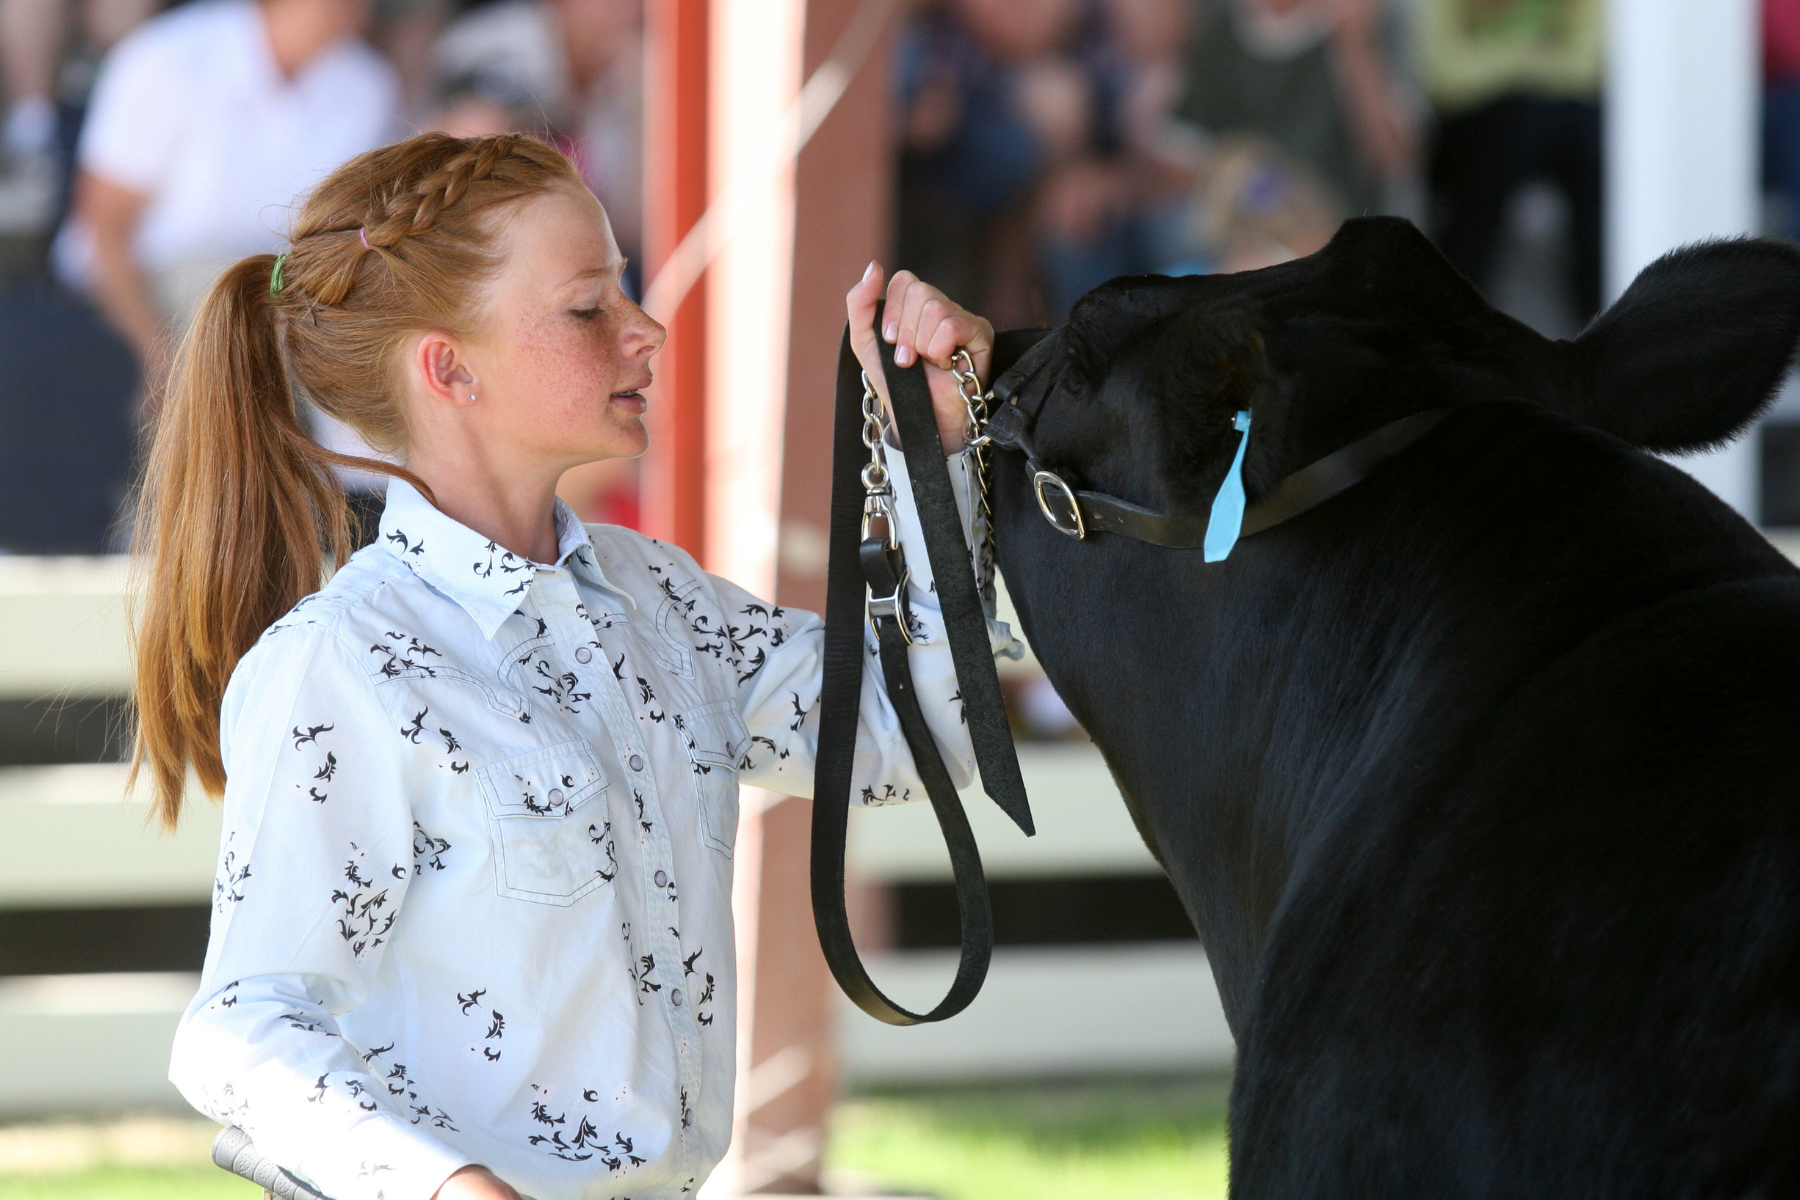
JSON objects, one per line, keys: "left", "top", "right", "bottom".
{"left": 813, "top": 315, "right": 1032, "bottom": 1026}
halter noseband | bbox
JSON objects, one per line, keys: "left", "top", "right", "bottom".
{"left": 984, "top": 330, "right": 1449, "bottom": 553}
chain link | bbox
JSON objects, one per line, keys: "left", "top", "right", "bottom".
{"left": 950, "top": 349, "right": 991, "bottom": 448}
{"left": 860, "top": 369, "right": 898, "bottom": 546}
{"left": 949, "top": 349, "right": 998, "bottom": 609}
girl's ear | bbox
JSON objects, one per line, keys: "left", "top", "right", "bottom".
{"left": 413, "top": 332, "right": 477, "bottom": 406}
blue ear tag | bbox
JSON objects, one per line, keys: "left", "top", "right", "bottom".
{"left": 1203, "top": 410, "right": 1253, "bottom": 563}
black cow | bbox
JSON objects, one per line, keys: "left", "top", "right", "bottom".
{"left": 986, "top": 217, "right": 1800, "bottom": 1197}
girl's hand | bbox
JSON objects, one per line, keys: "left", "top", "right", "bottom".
{"left": 434, "top": 1164, "right": 523, "bottom": 1200}
{"left": 846, "top": 262, "right": 995, "bottom": 456}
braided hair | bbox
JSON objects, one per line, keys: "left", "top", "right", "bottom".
{"left": 133, "top": 133, "right": 584, "bottom": 827}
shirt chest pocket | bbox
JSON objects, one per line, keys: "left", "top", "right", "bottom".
{"left": 478, "top": 741, "right": 619, "bottom": 905}
{"left": 676, "top": 699, "right": 750, "bottom": 857}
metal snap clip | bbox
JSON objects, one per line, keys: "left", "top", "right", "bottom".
{"left": 1033, "top": 470, "right": 1086, "bottom": 539}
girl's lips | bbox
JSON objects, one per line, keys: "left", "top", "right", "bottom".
{"left": 609, "top": 390, "right": 648, "bottom": 414}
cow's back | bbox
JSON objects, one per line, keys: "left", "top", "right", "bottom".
{"left": 1229, "top": 574, "right": 1800, "bottom": 1199}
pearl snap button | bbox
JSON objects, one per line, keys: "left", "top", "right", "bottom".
{"left": 670, "top": 989, "right": 684, "bottom": 1007}
{"left": 628, "top": 754, "right": 645, "bottom": 772}
{"left": 548, "top": 788, "right": 565, "bottom": 806}
{"left": 654, "top": 870, "right": 668, "bottom": 888}
{"left": 575, "top": 646, "right": 593, "bottom": 664}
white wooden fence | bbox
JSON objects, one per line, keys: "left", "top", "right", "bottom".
{"left": 0, "top": 557, "right": 1229, "bottom": 1117}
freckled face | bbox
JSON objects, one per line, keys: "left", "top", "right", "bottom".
{"left": 463, "top": 187, "right": 666, "bottom": 470}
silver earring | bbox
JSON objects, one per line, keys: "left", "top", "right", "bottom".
{"left": 469, "top": 393, "right": 476, "bottom": 401}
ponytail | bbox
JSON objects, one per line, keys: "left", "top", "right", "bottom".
{"left": 130, "top": 257, "right": 419, "bottom": 828}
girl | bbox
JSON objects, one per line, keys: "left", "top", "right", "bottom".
{"left": 136, "top": 133, "right": 1001, "bottom": 1200}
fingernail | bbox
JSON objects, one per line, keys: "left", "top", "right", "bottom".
{"left": 862, "top": 261, "right": 877, "bottom": 282}
{"left": 896, "top": 346, "right": 912, "bottom": 366}
{"left": 884, "top": 322, "right": 897, "bottom": 342}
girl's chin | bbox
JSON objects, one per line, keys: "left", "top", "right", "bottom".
{"left": 601, "top": 417, "right": 649, "bottom": 459}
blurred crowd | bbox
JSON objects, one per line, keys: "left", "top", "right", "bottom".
{"left": 0, "top": 0, "right": 644, "bottom": 554}
{"left": 894, "top": 0, "right": 1604, "bottom": 330}
{"left": 1, "top": 0, "right": 1797, "bottom": 569}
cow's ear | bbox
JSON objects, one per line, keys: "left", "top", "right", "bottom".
{"left": 1144, "top": 302, "right": 1282, "bottom": 505}
{"left": 1569, "top": 238, "right": 1800, "bottom": 452}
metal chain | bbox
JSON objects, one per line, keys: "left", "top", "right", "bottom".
{"left": 950, "top": 349, "right": 991, "bottom": 448}
{"left": 860, "top": 369, "right": 898, "bottom": 547}
{"left": 949, "top": 349, "right": 998, "bottom": 609}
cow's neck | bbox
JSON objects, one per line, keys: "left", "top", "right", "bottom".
{"left": 997, "top": 400, "right": 1788, "bottom": 1034}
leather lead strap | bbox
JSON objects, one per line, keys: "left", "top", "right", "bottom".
{"left": 879, "top": 335, "right": 1035, "bottom": 839}
{"left": 812, "top": 321, "right": 1030, "bottom": 1025}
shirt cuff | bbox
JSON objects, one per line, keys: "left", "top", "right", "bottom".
{"left": 883, "top": 444, "right": 1023, "bottom": 658}
{"left": 882, "top": 443, "right": 971, "bottom": 600}
{"left": 283, "top": 1115, "right": 473, "bottom": 1200}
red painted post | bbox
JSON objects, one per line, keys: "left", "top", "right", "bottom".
{"left": 642, "top": 0, "right": 710, "bottom": 558}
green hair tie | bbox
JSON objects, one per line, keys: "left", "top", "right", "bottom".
{"left": 269, "top": 252, "right": 289, "bottom": 296}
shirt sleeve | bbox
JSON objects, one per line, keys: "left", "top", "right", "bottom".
{"left": 77, "top": 20, "right": 189, "bottom": 193}
{"left": 724, "top": 447, "right": 1015, "bottom": 804}
{"left": 169, "top": 624, "right": 471, "bottom": 1200}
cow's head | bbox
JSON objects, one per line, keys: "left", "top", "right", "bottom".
{"left": 1002, "top": 217, "right": 1800, "bottom": 525}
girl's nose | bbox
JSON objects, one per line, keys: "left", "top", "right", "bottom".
{"left": 629, "top": 308, "right": 668, "bottom": 356}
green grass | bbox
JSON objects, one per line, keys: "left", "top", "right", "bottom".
{"left": 0, "top": 1165, "right": 258, "bottom": 1199}
{"left": 0, "top": 1076, "right": 1232, "bottom": 1199}
{"left": 0, "top": 1116, "right": 260, "bottom": 1200}
{"left": 826, "top": 1074, "right": 1232, "bottom": 1200}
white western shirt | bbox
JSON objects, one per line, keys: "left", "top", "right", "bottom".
{"left": 170, "top": 452, "right": 1008, "bottom": 1200}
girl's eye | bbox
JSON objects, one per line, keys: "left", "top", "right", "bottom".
{"left": 572, "top": 307, "right": 601, "bottom": 322}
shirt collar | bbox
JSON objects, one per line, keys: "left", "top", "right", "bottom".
{"left": 376, "top": 479, "right": 631, "bottom": 639}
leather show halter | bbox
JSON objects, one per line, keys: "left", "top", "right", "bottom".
{"left": 985, "top": 328, "right": 1450, "bottom": 550}
{"left": 813, "top": 321, "right": 1451, "bottom": 1027}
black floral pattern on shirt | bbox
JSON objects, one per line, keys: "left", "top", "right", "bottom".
{"left": 214, "top": 834, "right": 250, "bottom": 913}
{"left": 412, "top": 822, "right": 451, "bottom": 873}
{"left": 368, "top": 630, "right": 442, "bottom": 680}
{"left": 622, "top": 922, "right": 660, "bottom": 1003}
{"left": 474, "top": 540, "right": 535, "bottom": 597}
{"left": 290, "top": 722, "right": 340, "bottom": 803}
{"left": 331, "top": 843, "right": 401, "bottom": 960}
{"left": 524, "top": 1084, "right": 644, "bottom": 1169}
{"left": 519, "top": 651, "right": 592, "bottom": 715}
{"left": 860, "top": 783, "right": 914, "bottom": 807}
{"left": 683, "top": 945, "right": 717, "bottom": 1028}
{"left": 457, "top": 985, "right": 506, "bottom": 1063}
{"left": 588, "top": 819, "right": 619, "bottom": 883}
{"left": 657, "top": 567, "right": 794, "bottom": 687}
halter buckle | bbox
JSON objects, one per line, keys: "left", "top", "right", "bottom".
{"left": 1033, "top": 471, "right": 1086, "bottom": 539}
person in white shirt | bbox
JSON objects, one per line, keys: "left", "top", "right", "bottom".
{"left": 131, "top": 131, "right": 1006, "bottom": 1200}
{"left": 56, "top": 0, "right": 400, "bottom": 385}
